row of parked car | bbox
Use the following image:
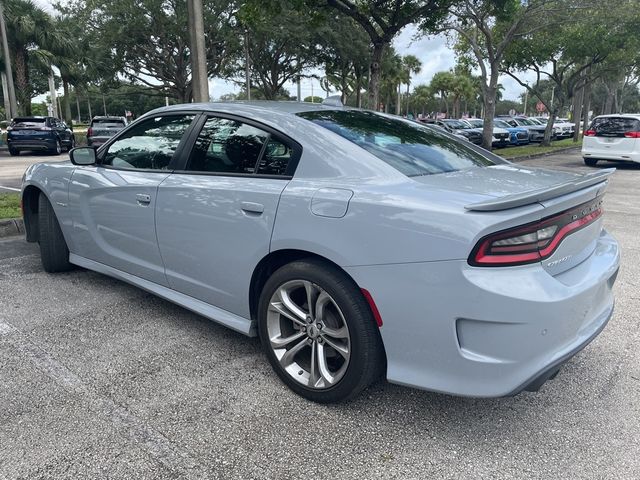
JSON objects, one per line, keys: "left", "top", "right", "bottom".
{"left": 421, "top": 116, "right": 576, "bottom": 147}
{"left": 5, "top": 115, "right": 127, "bottom": 156}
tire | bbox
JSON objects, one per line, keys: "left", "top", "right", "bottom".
{"left": 50, "top": 138, "right": 62, "bottom": 155}
{"left": 66, "top": 136, "right": 76, "bottom": 152}
{"left": 8, "top": 147, "right": 19, "bottom": 156}
{"left": 37, "top": 193, "right": 73, "bottom": 273}
{"left": 584, "top": 158, "right": 598, "bottom": 167}
{"left": 258, "top": 259, "right": 385, "bottom": 403}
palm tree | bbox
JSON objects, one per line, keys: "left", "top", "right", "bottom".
{"left": 4, "top": 0, "right": 72, "bottom": 115}
{"left": 402, "top": 55, "right": 422, "bottom": 116}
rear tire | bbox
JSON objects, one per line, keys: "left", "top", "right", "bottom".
{"left": 50, "top": 138, "right": 62, "bottom": 156}
{"left": 584, "top": 158, "right": 598, "bottom": 167}
{"left": 258, "top": 259, "right": 385, "bottom": 403}
{"left": 37, "top": 193, "right": 73, "bottom": 273}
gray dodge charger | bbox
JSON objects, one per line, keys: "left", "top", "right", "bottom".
{"left": 21, "top": 101, "right": 620, "bottom": 403}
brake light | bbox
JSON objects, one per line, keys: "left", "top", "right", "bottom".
{"left": 584, "top": 130, "right": 596, "bottom": 136}
{"left": 624, "top": 131, "right": 640, "bottom": 138}
{"left": 469, "top": 198, "right": 603, "bottom": 267}
{"left": 87, "top": 127, "right": 93, "bottom": 137}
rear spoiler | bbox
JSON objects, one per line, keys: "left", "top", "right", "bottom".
{"left": 465, "top": 168, "right": 615, "bottom": 212}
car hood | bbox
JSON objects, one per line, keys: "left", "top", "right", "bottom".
{"left": 410, "top": 164, "right": 584, "bottom": 200}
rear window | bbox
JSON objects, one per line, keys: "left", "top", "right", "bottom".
{"left": 11, "top": 118, "right": 46, "bottom": 128}
{"left": 91, "top": 118, "right": 125, "bottom": 126}
{"left": 590, "top": 117, "right": 640, "bottom": 137}
{"left": 297, "top": 110, "right": 496, "bottom": 177}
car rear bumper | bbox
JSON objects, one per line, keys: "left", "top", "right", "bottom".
{"left": 7, "top": 138, "right": 56, "bottom": 150}
{"left": 582, "top": 149, "right": 640, "bottom": 163}
{"left": 346, "top": 229, "right": 619, "bottom": 397}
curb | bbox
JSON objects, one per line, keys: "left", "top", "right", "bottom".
{"left": 0, "top": 218, "right": 24, "bottom": 238}
{"left": 503, "top": 146, "right": 581, "bottom": 162}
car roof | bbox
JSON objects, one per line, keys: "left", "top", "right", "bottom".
{"left": 592, "top": 114, "right": 640, "bottom": 119}
{"left": 145, "top": 101, "right": 352, "bottom": 118}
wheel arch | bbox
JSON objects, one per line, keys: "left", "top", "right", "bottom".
{"left": 22, "top": 184, "right": 46, "bottom": 242}
{"left": 249, "top": 249, "right": 360, "bottom": 323}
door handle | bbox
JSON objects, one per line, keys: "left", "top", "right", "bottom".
{"left": 136, "top": 193, "right": 151, "bottom": 205}
{"left": 241, "top": 201, "right": 264, "bottom": 214}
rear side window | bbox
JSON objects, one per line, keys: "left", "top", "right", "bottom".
{"left": 297, "top": 110, "right": 495, "bottom": 177}
{"left": 187, "top": 116, "right": 294, "bottom": 176}
{"left": 590, "top": 117, "right": 640, "bottom": 137}
{"left": 102, "top": 115, "right": 195, "bottom": 170}
{"left": 92, "top": 118, "right": 126, "bottom": 126}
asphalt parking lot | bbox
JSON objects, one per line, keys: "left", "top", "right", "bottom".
{"left": 1, "top": 150, "right": 639, "bottom": 479}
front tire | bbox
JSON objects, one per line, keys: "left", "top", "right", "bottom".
{"left": 65, "top": 136, "right": 76, "bottom": 152}
{"left": 8, "top": 147, "right": 19, "bottom": 156}
{"left": 584, "top": 158, "right": 598, "bottom": 167}
{"left": 38, "top": 193, "right": 73, "bottom": 273}
{"left": 258, "top": 259, "right": 385, "bottom": 403}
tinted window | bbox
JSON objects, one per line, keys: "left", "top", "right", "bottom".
{"left": 92, "top": 118, "right": 126, "bottom": 126}
{"left": 103, "top": 115, "right": 194, "bottom": 170}
{"left": 591, "top": 117, "right": 640, "bottom": 137}
{"left": 187, "top": 117, "right": 269, "bottom": 174}
{"left": 298, "top": 110, "right": 495, "bottom": 177}
{"left": 11, "top": 118, "right": 46, "bottom": 128}
{"left": 494, "top": 120, "right": 512, "bottom": 129}
{"left": 256, "top": 137, "right": 293, "bottom": 175}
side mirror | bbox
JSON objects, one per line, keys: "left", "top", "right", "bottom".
{"left": 70, "top": 147, "right": 96, "bottom": 166}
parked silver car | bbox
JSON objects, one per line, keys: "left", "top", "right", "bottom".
{"left": 21, "top": 102, "right": 619, "bottom": 403}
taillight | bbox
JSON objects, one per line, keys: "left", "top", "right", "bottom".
{"left": 584, "top": 130, "right": 596, "bottom": 136}
{"left": 87, "top": 127, "right": 93, "bottom": 137}
{"left": 624, "top": 131, "right": 640, "bottom": 138}
{"left": 469, "top": 197, "right": 604, "bottom": 267}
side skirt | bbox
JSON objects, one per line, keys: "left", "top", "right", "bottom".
{"left": 69, "top": 254, "right": 257, "bottom": 337}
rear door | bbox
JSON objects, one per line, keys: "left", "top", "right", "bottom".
{"left": 584, "top": 116, "right": 640, "bottom": 154}
{"left": 155, "top": 114, "right": 300, "bottom": 318}
{"left": 68, "top": 114, "right": 196, "bottom": 285}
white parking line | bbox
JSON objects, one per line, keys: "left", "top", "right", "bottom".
{"left": 0, "top": 185, "right": 20, "bottom": 192}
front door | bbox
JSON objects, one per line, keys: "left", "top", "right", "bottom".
{"left": 68, "top": 114, "right": 196, "bottom": 285}
{"left": 156, "top": 115, "right": 299, "bottom": 318}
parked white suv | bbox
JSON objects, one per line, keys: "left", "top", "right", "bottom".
{"left": 582, "top": 114, "right": 640, "bottom": 166}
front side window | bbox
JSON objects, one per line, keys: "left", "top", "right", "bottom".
{"left": 187, "top": 116, "right": 293, "bottom": 176}
{"left": 298, "top": 110, "right": 495, "bottom": 177}
{"left": 102, "top": 115, "right": 194, "bottom": 170}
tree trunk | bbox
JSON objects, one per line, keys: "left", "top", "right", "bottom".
{"left": 481, "top": 75, "right": 498, "bottom": 150}
{"left": 368, "top": 42, "right": 384, "bottom": 111}
{"left": 62, "top": 77, "right": 73, "bottom": 124}
{"left": 396, "top": 83, "right": 401, "bottom": 115}
{"left": 14, "top": 49, "right": 31, "bottom": 115}
{"left": 75, "top": 92, "right": 81, "bottom": 123}
{"left": 356, "top": 81, "right": 362, "bottom": 108}
{"left": 572, "top": 84, "right": 584, "bottom": 143}
{"left": 542, "top": 110, "right": 557, "bottom": 146}
{"left": 87, "top": 94, "right": 92, "bottom": 120}
{"left": 405, "top": 83, "right": 410, "bottom": 116}
{"left": 582, "top": 78, "right": 592, "bottom": 135}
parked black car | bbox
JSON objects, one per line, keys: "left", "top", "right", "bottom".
{"left": 435, "top": 119, "right": 483, "bottom": 145}
{"left": 6, "top": 116, "right": 75, "bottom": 156}
{"left": 87, "top": 116, "right": 127, "bottom": 147}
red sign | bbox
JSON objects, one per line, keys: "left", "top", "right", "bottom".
{"left": 536, "top": 101, "right": 546, "bottom": 113}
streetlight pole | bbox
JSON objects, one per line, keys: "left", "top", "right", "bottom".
{"left": 187, "top": 0, "right": 209, "bottom": 102}
{"left": 0, "top": 2, "right": 18, "bottom": 118}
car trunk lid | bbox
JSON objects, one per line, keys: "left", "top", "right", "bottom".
{"left": 412, "top": 165, "right": 613, "bottom": 275}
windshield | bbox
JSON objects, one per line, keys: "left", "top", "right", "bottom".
{"left": 297, "top": 110, "right": 496, "bottom": 177}
{"left": 442, "top": 120, "right": 471, "bottom": 129}
{"left": 467, "top": 119, "right": 483, "bottom": 128}
{"left": 494, "top": 120, "right": 512, "bottom": 129}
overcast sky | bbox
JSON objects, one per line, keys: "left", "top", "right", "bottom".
{"left": 35, "top": 0, "right": 527, "bottom": 102}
